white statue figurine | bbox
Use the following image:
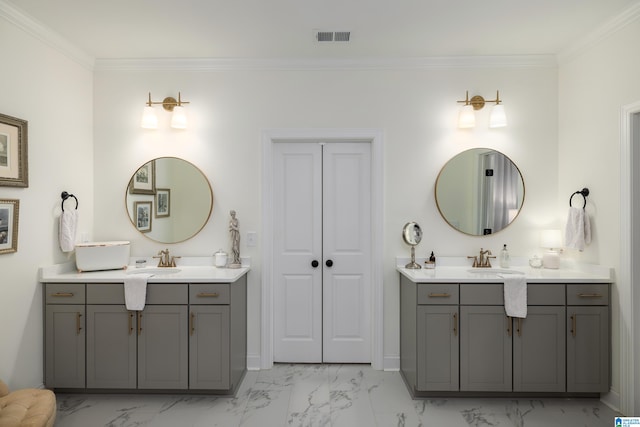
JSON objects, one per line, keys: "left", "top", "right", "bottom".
{"left": 229, "top": 210, "right": 242, "bottom": 268}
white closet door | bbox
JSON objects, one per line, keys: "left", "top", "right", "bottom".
{"left": 322, "top": 142, "right": 372, "bottom": 362}
{"left": 273, "top": 142, "right": 323, "bottom": 362}
{"left": 273, "top": 141, "right": 371, "bottom": 363}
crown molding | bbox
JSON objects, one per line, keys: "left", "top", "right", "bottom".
{"left": 0, "top": 0, "right": 94, "bottom": 70}
{"left": 557, "top": 2, "right": 640, "bottom": 64}
{"left": 94, "top": 55, "right": 556, "bottom": 72}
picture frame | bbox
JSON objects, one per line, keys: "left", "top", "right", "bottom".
{"left": 134, "top": 201, "right": 152, "bottom": 233}
{"left": 0, "top": 113, "right": 28, "bottom": 187}
{"left": 0, "top": 199, "right": 19, "bottom": 254}
{"left": 155, "top": 188, "right": 170, "bottom": 218}
{"left": 129, "top": 160, "right": 156, "bottom": 195}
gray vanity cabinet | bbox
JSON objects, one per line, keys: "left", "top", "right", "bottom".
{"left": 566, "top": 284, "right": 610, "bottom": 393}
{"left": 44, "top": 284, "right": 86, "bottom": 389}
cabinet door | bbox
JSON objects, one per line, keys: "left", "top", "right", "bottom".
{"left": 86, "top": 305, "right": 136, "bottom": 389}
{"left": 45, "top": 305, "right": 85, "bottom": 388}
{"left": 416, "top": 306, "right": 459, "bottom": 391}
{"left": 513, "top": 306, "right": 566, "bottom": 392}
{"left": 138, "top": 305, "right": 188, "bottom": 389}
{"left": 567, "top": 306, "right": 609, "bottom": 392}
{"left": 460, "top": 306, "right": 512, "bottom": 391}
{"left": 189, "top": 305, "right": 230, "bottom": 389}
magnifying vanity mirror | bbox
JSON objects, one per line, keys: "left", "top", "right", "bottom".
{"left": 402, "top": 221, "right": 422, "bottom": 269}
{"left": 435, "top": 148, "right": 524, "bottom": 236}
{"left": 125, "top": 157, "right": 213, "bottom": 243}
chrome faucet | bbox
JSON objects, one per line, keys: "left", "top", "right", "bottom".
{"left": 153, "top": 249, "right": 179, "bottom": 267}
{"left": 468, "top": 248, "right": 496, "bottom": 268}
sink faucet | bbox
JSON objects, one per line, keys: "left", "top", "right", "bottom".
{"left": 154, "top": 249, "right": 179, "bottom": 267}
{"left": 468, "top": 248, "right": 496, "bottom": 268}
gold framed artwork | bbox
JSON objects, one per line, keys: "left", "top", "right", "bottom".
{"left": 0, "top": 113, "right": 28, "bottom": 187}
{"left": 129, "top": 160, "right": 156, "bottom": 195}
{"left": 0, "top": 199, "right": 19, "bottom": 254}
{"left": 134, "top": 201, "right": 152, "bottom": 233}
{"left": 155, "top": 188, "right": 170, "bottom": 218}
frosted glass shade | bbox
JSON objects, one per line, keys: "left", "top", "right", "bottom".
{"left": 141, "top": 106, "right": 158, "bottom": 129}
{"left": 458, "top": 105, "right": 475, "bottom": 128}
{"left": 170, "top": 106, "right": 188, "bottom": 129}
{"left": 489, "top": 104, "right": 507, "bottom": 128}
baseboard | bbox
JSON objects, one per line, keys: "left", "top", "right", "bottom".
{"left": 383, "top": 354, "right": 400, "bottom": 371}
{"left": 601, "top": 389, "right": 621, "bottom": 414}
{"left": 247, "top": 353, "right": 261, "bottom": 371}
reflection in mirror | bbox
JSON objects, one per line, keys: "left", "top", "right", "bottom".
{"left": 402, "top": 222, "right": 422, "bottom": 269}
{"left": 435, "top": 148, "right": 524, "bottom": 236}
{"left": 126, "top": 157, "right": 213, "bottom": 243}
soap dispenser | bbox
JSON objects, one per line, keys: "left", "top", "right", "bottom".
{"left": 499, "top": 244, "right": 510, "bottom": 268}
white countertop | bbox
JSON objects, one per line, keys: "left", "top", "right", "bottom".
{"left": 397, "top": 265, "right": 612, "bottom": 284}
{"left": 39, "top": 259, "right": 250, "bottom": 284}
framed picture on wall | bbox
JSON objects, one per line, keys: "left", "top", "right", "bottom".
{"left": 155, "top": 188, "right": 170, "bottom": 218}
{"left": 129, "top": 160, "right": 156, "bottom": 194}
{"left": 0, "top": 113, "right": 28, "bottom": 187}
{"left": 134, "top": 201, "right": 152, "bottom": 233}
{"left": 0, "top": 199, "right": 19, "bottom": 254}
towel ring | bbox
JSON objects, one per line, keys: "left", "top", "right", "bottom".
{"left": 569, "top": 188, "right": 589, "bottom": 209}
{"left": 61, "top": 191, "right": 78, "bottom": 211}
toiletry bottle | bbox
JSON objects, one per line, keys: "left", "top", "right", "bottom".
{"left": 429, "top": 251, "right": 436, "bottom": 264}
{"left": 500, "top": 244, "right": 510, "bottom": 268}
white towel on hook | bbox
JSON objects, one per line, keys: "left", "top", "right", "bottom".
{"left": 502, "top": 275, "right": 527, "bottom": 318}
{"left": 565, "top": 206, "right": 591, "bottom": 251}
{"left": 59, "top": 209, "right": 78, "bottom": 252}
{"left": 124, "top": 274, "right": 152, "bottom": 311}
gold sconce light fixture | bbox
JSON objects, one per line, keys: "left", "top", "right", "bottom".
{"left": 457, "top": 90, "right": 507, "bottom": 129}
{"left": 141, "top": 92, "right": 190, "bottom": 130}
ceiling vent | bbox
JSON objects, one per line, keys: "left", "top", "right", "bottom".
{"left": 315, "top": 31, "right": 351, "bottom": 42}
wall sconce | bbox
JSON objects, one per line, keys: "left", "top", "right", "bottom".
{"left": 540, "top": 229, "right": 563, "bottom": 269}
{"left": 141, "top": 92, "right": 190, "bottom": 129}
{"left": 457, "top": 90, "right": 507, "bottom": 129}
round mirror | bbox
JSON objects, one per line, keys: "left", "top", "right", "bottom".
{"left": 125, "top": 157, "right": 213, "bottom": 243}
{"left": 402, "top": 222, "right": 422, "bottom": 269}
{"left": 435, "top": 148, "right": 524, "bottom": 236}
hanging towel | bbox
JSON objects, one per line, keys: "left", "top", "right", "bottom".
{"left": 565, "top": 206, "right": 591, "bottom": 251}
{"left": 59, "top": 209, "right": 78, "bottom": 252}
{"left": 502, "top": 275, "right": 527, "bottom": 318}
{"left": 124, "top": 274, "right": 152, "bottom": 310}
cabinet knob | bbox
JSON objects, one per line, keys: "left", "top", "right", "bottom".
{"left": 311, "top": 260, "right": 319, "bottom": 268}
{"left": 325, "top": 259, "right": 334, "bottom": 267}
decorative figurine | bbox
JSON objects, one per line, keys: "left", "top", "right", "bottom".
{"left": 229, "top": 210, "right": 242, "bottom": 268}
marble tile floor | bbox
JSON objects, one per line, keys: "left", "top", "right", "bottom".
{"left": 54, "top": 364, "right": 620, "bottom": 427}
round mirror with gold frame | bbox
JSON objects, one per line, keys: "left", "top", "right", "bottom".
{"left": 435, "top": 148, "right": 524, "bottom": 236}
{"left": 125, "top": 157, "right": 213, "bottom": 243}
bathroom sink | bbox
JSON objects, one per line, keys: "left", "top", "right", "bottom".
{"left": 126, "top": 268, "right": 181, "bottom": 275}
{"left": 466, "top": 268, "right": 524, "bottom": 275}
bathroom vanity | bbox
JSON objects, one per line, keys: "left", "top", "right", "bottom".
{"left": 398, "top": 264, "right": 611, "bottom": 398}
{"left": 39, "top": 263, "right": 248, "bottom": 395}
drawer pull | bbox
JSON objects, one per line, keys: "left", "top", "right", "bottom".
{"left": 570, "top": 313, "right": 576, "bottom": 337}
{"left": 578, "top": 293, "right": 603, "bottom": 298}
{"left": 190, "top": 311, "right": 195, "bottom": 336}
{"left": 197, "top": 292, "right": 219, "bottom": 298}
{"left": 453, "top": 312, "right": 458, "bottom": 337}
{"left": 76, "top": 312, "right": 82, "bottom": 335}
{"left": 52, "top": 292, "right": 74, "bottom": 297}
{"left": 428, "top": 293, "right": 451, "bottom": 298}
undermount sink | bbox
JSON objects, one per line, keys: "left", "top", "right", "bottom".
{"left": 466, "top": 268, "right": 524, "bottom": 275}
{"left": 126, "top": 267, "right": 181, "bottom": 275}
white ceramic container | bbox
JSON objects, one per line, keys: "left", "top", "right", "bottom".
{"left": 75, "top": 241, "right": 130, "bottom": 272}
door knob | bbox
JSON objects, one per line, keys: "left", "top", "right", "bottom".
{"left": 325, "top": 259, "right": 334, "bottom": 267}
{"left": 311, "top": 260, "right": 319, "bottom": 268}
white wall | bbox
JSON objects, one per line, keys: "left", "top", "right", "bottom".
{"left": 93, "top": 64, "right": 559, "bottom": 367}
{"left": 559, "top": 17, "right": 640, "bottom": 414}
{"left": 0, "top": 18, "right": 93, "bottom": 388}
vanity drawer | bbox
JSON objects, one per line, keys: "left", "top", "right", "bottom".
{"left": 86, "top": 283, "right": 125, "bottom": 304}
{"left": 146, "top": 284, "right": 188, "bottom": 304}
{"left": 460, "top": 284, "right": 503, "bottom": 305}
{"left": 45, "top": 283, "right": 85, "bottom": 304}
{"left": 189, "top": 284, "right": 230, "bottom": 304}
{"left": 567, "top": 284, "right": 609, "bottom": 305}
{"left": 527, "top": 284, "right": 565, "bottom": 305}
{"left": 417, "top": 284, "right": 459, "bottom": 305}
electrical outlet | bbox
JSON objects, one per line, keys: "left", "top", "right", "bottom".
{"left": 247, "top": 231, "right": 258, "bottom": 247}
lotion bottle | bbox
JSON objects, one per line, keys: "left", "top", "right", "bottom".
{"left": 499, "top": 244, "right": 510, "bottom": 268}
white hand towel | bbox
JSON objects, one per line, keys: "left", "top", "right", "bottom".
{"left": 565, "top": 206, "right": 591, "bottom": 251}
{"left": 502, "top": 275, "right": 527, "bottom": 318}
{"left": 124, "top": 274, "right": 152, "bottom": 311}
{"left": 59, "top": 210, "right": 78, "bottom": 252}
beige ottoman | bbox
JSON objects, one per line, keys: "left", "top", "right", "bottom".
{"left": 0, "top": 380, "right": 56, "bottom": 427}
